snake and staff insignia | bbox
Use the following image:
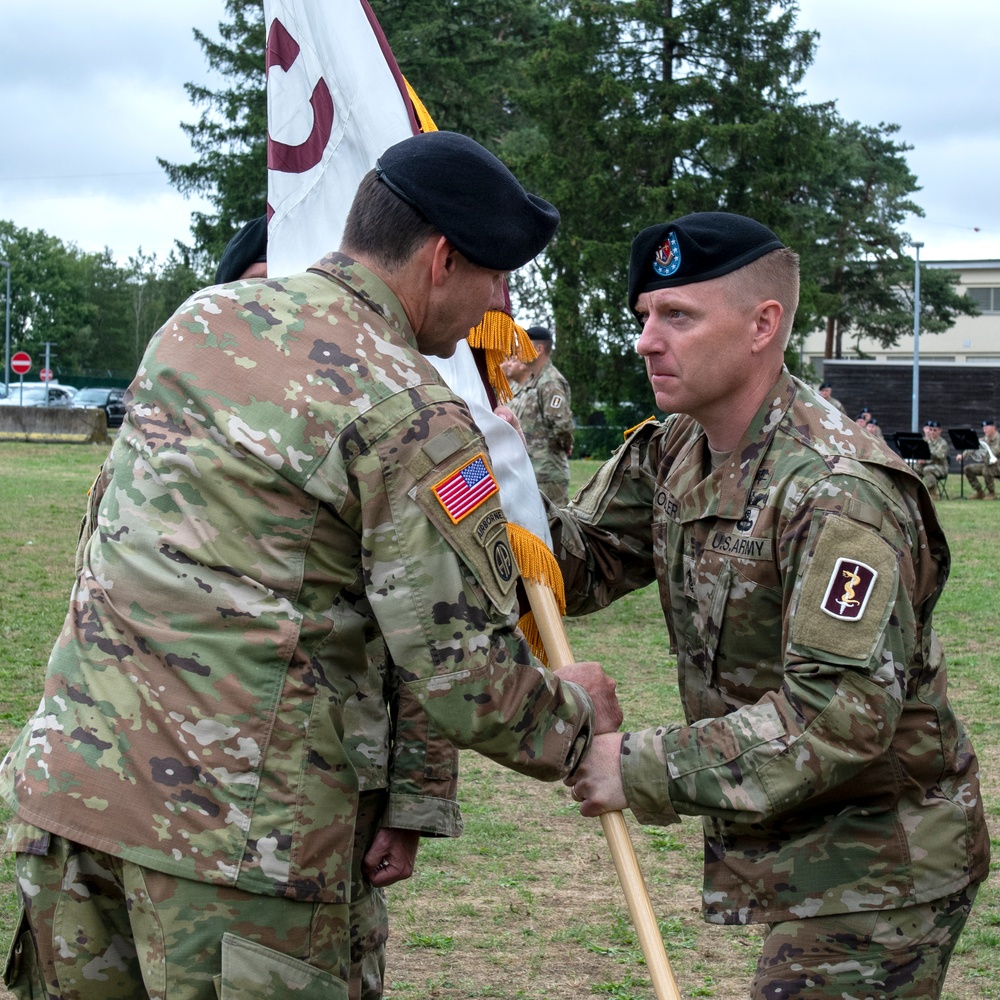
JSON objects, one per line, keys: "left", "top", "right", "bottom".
{"left": 820, "top": 558, "right": 879, "bottom": 620}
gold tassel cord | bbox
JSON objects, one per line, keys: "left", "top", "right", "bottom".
{"left": 405, "top": 79, "right": 438, "bottom": 133}
{"left": 507, "top": 522, "right": 567, "bottom": 666}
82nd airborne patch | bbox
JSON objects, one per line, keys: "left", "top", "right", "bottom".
{"left": 820, "top": 558, "right": 878, "bottom": 620}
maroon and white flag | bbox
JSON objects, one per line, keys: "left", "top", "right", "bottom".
{"left": 263, "top": 0, "right": 552, "bottom": 547}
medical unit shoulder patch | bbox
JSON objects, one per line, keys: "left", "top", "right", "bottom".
{"left": 433, "top": 453, "right": 499, "bottom": 524}
{"left": 820, "top": 558, "right": 879, "bottom": 621}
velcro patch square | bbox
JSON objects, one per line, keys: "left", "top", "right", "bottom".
{"left": 433, "top": 453, "right": 499, "bottom": 524}
{"left": 820, "top": 558, "right": 878, "bottom": 621}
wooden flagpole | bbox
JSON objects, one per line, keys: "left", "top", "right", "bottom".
{"left": 522, "top": 579, "right": 682, "bottom": 1000}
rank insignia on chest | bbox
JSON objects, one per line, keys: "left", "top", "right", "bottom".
{"left": 433, "top": 453, "right": 499, "bottom": 524}
{"left": 820, "top": 558, "right": 878, "bottom": 621}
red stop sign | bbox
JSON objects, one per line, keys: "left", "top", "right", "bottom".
{"left": 11, "top": 351, "right": 31, "bottom": 375}
{"left": 39, "top": 368, "right": 54, "bottom": 381}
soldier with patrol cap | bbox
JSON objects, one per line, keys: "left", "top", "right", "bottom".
{"left": 0, "top": 130, "right": 622, "bottom": 1000}
{"left": 509, "top": 324, "right": 576, "bottom": 506}
{"left": 558, "top": 211, "right": 988, "bottom": 999}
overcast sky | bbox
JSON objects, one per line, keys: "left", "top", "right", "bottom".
{"left": 2, "top": 1, "right": 996, "bottom": 266}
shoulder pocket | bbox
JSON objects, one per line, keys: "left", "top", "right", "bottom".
{"left": 789, "top": 513, "right": 898, "bottom": 664}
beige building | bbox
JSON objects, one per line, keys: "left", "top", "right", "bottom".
{"left": 801, "top": 260, "right": 1000, "bottom": 371}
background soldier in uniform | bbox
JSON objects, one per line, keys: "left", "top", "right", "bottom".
{"left": 916, "top": 419, "right": 950, "bottom": 500}
{"left": 956, "top": 417, "right": 999, "bottom": 499}
{"left": 509, "top": 325, "right": 576, "bottom": 505}
{"left": 557, "top": 212, "right": 988, "bottom": 999}
{"left": 0, "top": 131, "right": 622, "bottom": 1000}
{"left": 817, "top": 381, "right": 846, "bottom": 413}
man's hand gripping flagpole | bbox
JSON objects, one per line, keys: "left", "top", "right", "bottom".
{"left": 262, "top": 3, "right": 679, "bottom": 994}
{"left": 523, "top": 576, "right": 681, "bottom": 1000}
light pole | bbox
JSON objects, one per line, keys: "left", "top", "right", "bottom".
{"left": 0, "top": 259, "right": 9, "bottom": 397}
{"left": 910, "top": 241, "right": 923, "bottom": 433}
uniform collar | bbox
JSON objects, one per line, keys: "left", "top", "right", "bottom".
{"left": 665, "top": 370, "right": 796, "bottom": 523}
{"left": 308, "top": 252, "right": 418, "bottom": 350}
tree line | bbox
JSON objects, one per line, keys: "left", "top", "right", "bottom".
{"left": 0, "top": 222, "right": 204, "bottom": 384}
{"left": 4, "top": 0, "right": 977, "bottom": 414}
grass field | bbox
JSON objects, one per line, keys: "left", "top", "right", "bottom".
{"left": 0, "top": 443, "right": 996, "bottom": 998}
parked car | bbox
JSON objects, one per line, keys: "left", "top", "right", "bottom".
{"left": 72, "top": 386, "right": 127, "bottom": 428}
{"left": 5, "top": 380, "right": 78, "bottom": 397}
{"left": 0, "top": 385, "right": 76, "bottom": 407}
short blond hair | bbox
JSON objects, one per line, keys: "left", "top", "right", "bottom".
{"left": 724, "top": 248, "right": 800, "bottom": 348}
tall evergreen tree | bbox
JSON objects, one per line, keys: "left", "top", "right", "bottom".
{"left": 159, "top": 0, "right": 267, "bottom": 265}
{"left": 160, "top": 0, "right": 973, "bottom": 419}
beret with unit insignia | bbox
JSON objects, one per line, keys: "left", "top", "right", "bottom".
{"left": 628, "top": 211, "right": 785, "bottom": 318}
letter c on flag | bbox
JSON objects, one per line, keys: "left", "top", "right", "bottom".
{"left": 266, "top": 19, "right": 334, "bottom": 174}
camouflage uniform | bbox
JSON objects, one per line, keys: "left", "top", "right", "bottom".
{"left": 1, "top": 253, "right": 595, "bottom": 998}
{"left": 550, "top": 374, "right": 988, "bottom": 991}
{"left": 509, "top": 359, "right": 575, "bottom": 506}
{"left": 963, "top": 427, "right": 999, "bottom": 496}
{"left": 918, "top": 434, "right": 950, "bottom": 496}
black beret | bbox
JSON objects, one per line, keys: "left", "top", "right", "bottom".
{"left": 819, "top": 382, "right": 832, "bottom": 390}
{"left": 628, "top": 212, "right": 785, "bottom": 316}
{"left": 215, "top": 216, "right": 268, "bottom": 284}
{"left": 375, "top": 131, "right": 559, "bottom": 271}
{"left": 526, "top": 325, "right": 552, "bottom": 342}
{"left": 925, "top": 419, "right": 940, "bottom": 427}
{"left": 984, "top": 418, "right": 997, "bottom": 426}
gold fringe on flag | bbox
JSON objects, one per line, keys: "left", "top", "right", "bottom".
{"left": 405, "top": 79, "right": 438, "bottom": 134}
{"left": 506, "top": 522, "right": 566, "bottom": 665}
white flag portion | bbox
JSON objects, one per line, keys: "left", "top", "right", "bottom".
{"left": 263, "top": 0, "right": 552, "bottom": 547}
{"left": 264, "top": 0, "right": 416, "bottom": 277}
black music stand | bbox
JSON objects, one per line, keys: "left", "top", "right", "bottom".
{"left": 893, "top": 432, "right": 930, "bottom": 467}
{"left": 948, "top": 428, "right": 981, "bottom": 499}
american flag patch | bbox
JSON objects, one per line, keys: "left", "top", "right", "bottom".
{"left": 433, "top": 453, "right": 499, "bottom": 524}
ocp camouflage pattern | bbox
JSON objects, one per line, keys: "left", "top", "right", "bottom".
{"left": 550, "top": 373, "right": 988, "bottom": 924}
{"left": 510, "top": 359, "right": 574, "bottom": 504}
{"left": 1, "top": 253, "right": 594, "bottom": 905}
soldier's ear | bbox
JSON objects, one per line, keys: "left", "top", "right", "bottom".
{"left": 749, "top": 301, "right": 782, "bottom": 355}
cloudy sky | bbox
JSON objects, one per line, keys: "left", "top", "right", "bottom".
{"left": 2, "top": 1, "right": 996, "bottom": 266}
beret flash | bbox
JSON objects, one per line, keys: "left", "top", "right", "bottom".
{"left": 375, "top": 131, "right": 559, "bottom": 271}
{"left": 628, "top": 212, "right": 785, "bottom": 317}
{"left": 215, "top": 216, "right": 268, "bottom": 284}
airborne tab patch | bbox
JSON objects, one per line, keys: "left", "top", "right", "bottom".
{"left": 820, "top": 558, "right": 878, "bottom": 621}
{"left": 433, "top": 453, "right": 499, "bottom": 524}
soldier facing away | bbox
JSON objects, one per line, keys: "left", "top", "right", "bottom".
{"left": 558, "top": 212, "right": 988, "bottom": 999}
{"left": 0, "top": 131, "right": 622, "bottom": 1000}
{"left": 509, "top": 325, "right": 576, "bottom": 506}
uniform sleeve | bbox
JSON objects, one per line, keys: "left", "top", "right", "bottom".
{"left": 329, "top": 386, "right": 594, "bottom": 782}
{"left": 384, "top": 671, "right": 463, "bottom": 837}
{"left": 621, "top": 478, "right": 918, "bottom": 827}
{"left": 549, "top": 420, "right": 663, "bottom": 613}
{"left": 537, "top": 378, "right": 575, "bottom": 455}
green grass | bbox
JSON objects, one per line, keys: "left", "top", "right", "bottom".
{"left": 0, "top": 450, "right": 996, "bottom": 1000}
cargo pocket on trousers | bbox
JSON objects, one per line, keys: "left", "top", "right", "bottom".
{"left": 217, "top": 932, "right": 349, "bottom": 1000}
{"left": 3, "top": 905, "right": 45, "bottom": 999}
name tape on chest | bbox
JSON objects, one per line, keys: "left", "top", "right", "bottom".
{"left": 820, "top": 558, "right": 878, "bottom": 621}
{"left": 433, "top": 453, "right": 499, "bottom": 524}
{"left": 708, "top": 532, "right": 773, "bottom": 561}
